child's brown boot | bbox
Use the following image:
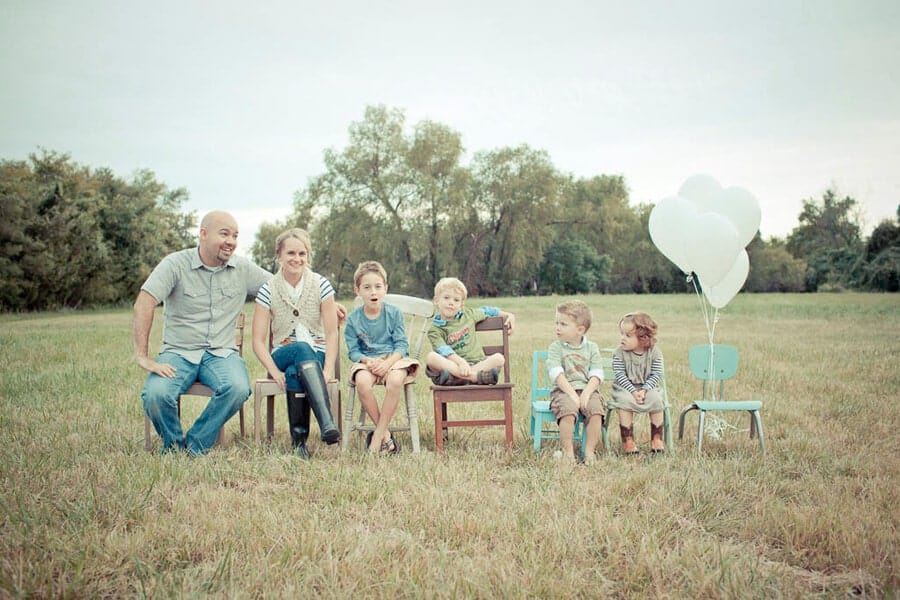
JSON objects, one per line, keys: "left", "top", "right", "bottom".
{"left": 620, "top": 425, "right": 638, "bottom": 455}
{"left": 650, "top": 423, "right": 665, "bottom": 453}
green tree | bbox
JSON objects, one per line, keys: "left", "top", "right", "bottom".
{"left": 745, "top": 235, "right": 806, "bottom": 292}
{"left": 786, "top": 188, "right": 864, "bottom": 291}
{"left": 538, "top": 233, "right": 611, "bottom": 294}
{"left": 860, "top": 216, "right": 900, "bottom": 291}
{"left": 297, "top": 105, "right": 471, "bottom": 297}
{"left": 465, "top": 145, "right": 560, "bottom": 295}
{"left": 0, "top": 150, "right": 194, "bottom": 311}
{"left": 405, "top": 120, "right": 468, "bottom": 294}
{"left": 556, "top": 175, "right": 644, "bottom": 292}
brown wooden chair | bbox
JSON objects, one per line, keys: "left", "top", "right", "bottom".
{"left": 432, "top": 316, "right": 514, "bottom": 452}
{"left": 253, "top": 328, "right": 341, "bottom": 442}
{"left": 143, "top": 313, "right": 246, "bottom": 451}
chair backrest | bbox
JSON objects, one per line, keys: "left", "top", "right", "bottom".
{"left": 531, "top": 351, "right": 550, "bottom": 401}
{"left": 476, "top": 316, "right": 512, "bottom": 383}
{"left": 234, "top": 312, "right": 245, "bottom": 356}
{"left": 599, "top": 347, "right": 615, "bottom": 381}
{"left": 383, "top": 293, "right": 434, "bottom": 360}
{"left": 688, "top": 344, "right": 739, "bottom": 400}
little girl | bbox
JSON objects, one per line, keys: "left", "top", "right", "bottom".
{"left": 609, "top": 312, "right": 666, "bottom": 454}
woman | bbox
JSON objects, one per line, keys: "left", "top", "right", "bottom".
{"left": 252, "top": 228, "right": 341, "bottom": 459}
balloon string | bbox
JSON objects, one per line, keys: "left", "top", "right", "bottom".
{"left": 690, "top": 273, "right": 720, "bottom": 400}
{"left": 690, "top": 274, "right": 712, "bottom": 340}
{"left": 707, "top": 312, "right": 718, "bottom": 400}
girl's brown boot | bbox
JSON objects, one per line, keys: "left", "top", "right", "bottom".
{"left": 650, "top": 423, "right": 665, "bottom": 453}
{"left": 620, "top": 425, "right": 638, "bottom": 455}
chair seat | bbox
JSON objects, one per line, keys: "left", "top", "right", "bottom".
{"left": 690, "top": 400, "right": 762, "bottom": 411}
{"left": 433, "top": 382, "right": 514, "bottom": 395}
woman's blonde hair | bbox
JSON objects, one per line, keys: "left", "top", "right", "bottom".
{"left": 274, "top": 228, "right": 312, "bottom": 266}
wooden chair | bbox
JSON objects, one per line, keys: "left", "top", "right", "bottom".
{"left": 252, "top": 327, "right": 341, "bottom": 443}
{"left": 432, "top": 316, "right": 514, "bottom": 452}
{"left": 143, "top": 313, "right": 246, "bottom": 451}
{"left": 678, "top": 344, "right": 764, "bottom": 454}
{"left": 342, "top": 294, "right": 434, "bottom": 453}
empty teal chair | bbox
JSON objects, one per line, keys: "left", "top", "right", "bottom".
{"left": 529, "top": 350, "right": 587, "bottom": 458}
{"left": 678, "top": 344, "right": 765, "bottom": 454}
{"left": 600, "top": 348, "right": 675, "bottom": 454}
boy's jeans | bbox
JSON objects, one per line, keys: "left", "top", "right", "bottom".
{"left": 142, "top": 351, "right": 251, "bottom": 455}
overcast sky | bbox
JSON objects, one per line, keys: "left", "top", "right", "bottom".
{"left": 2, "top": 0, "right": 898, "bottom": 254}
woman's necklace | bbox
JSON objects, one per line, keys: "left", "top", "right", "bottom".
{"left": 274, "top": 272, "right": 303, "bottom": 317}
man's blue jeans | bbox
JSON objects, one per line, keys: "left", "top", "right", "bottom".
{"left": 142, "top": 351, "right": 251, "bottom": 455}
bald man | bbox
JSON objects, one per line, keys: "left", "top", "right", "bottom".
{"left": 133, "top": 211, "right": 270, "bottom": 455}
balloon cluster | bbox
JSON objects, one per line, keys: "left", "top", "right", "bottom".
{"left": 649, "top": 174, "right": 761, "bottom": 309}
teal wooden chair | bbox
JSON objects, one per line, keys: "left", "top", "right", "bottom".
{"left": 678, "top": 344, "right": 765, "bottom": 454}
{"left": 529, "top": 350, "right": 588, "bottom": 458}
{"left": 600, "top": 349, "right": 675, "bottom": 454}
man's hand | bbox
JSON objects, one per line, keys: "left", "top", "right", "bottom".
{"left": 335, "top": 303, "right": 348, "bottom": 324}
{"left": 137, "top": 356, "right": 176, "bottom": 378}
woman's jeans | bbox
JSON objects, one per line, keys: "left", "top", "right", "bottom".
{"left": 271, "top": 342, "right": 325, "bottom": 391}
{"left": 142, "top": 350, "right": 251, "bottom": 455}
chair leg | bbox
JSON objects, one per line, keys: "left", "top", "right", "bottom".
{"left": 697, "top": 410, "right": 706, "bottom": 454}
{"left": 576, "top": 414, "right": 588, "bottom": 461}
{"left": 328, "top": 380, "right": 342, "bottom": 437}
{"left": 504, "top": 396, "right": 514, "bottom": 450}
{"left": 531, "top": 413, "right": 542, "bottom": 453}
{"left": 341, "top": 385, "right": 356, "bottom": 450}
{"left": 663, "top": 406, "right": 674, "bottom": 451}
{"left": 405, "top": 385, "right": 421, "bottom": 454}
{"left": 266, "top": 395, "right": 275, "bottom": 440}
{"left": 253, "top": 382, "right": 263, "bottom": 439}
{"left": 601, "top": 409, "right": 613, "bottom": 454}
{"left": 239, "top": 405, "right": 245, "bottom": 438}
{"left": 678, "top": 404, "right": 698, "bottom": 440}
{"left": 434, "top": 396, "right": 448, "bottom": 453}
{"left": 749, "top": 411, "right": 757, "bottom": 439}
{"left": 752, "top": 411, "right": 766, "bottom": 454}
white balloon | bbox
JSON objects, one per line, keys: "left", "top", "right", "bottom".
{"left": 649, "top": 195, "right": 698, "bottom": 273}
{"left": 704, "top": 249, "right": 749, "bottom": 308}
{"left": 678, "top": 174, "right": 722, "bottom": 212}
{"left": 685, "top": 212, "right": 742, "bottom": 287}
{"left": 717, "top": 186, "right": 762, "bottom": 248}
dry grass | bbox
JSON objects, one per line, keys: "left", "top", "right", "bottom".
{"left": 1, "top": 293, "right": 897, "bottom": 598}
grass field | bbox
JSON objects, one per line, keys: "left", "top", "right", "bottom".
{"left": 1, "top": 293, "right": 898, "bottom": 598}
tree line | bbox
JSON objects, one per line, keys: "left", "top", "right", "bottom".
{"left": 2, "top": 107, "right": 898, "bottom": 311}
{"left": 250, "top": 105, "right": 899, "bottom": 299}
{"left": 0, "top": 150, "right": 194, "bottom": 311}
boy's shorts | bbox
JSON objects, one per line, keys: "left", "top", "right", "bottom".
{"left": 549, "top": 388, "right": 605, "bottom": 422}
{"left": 350, "top": 357, "right": 419, "bottom": 385}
